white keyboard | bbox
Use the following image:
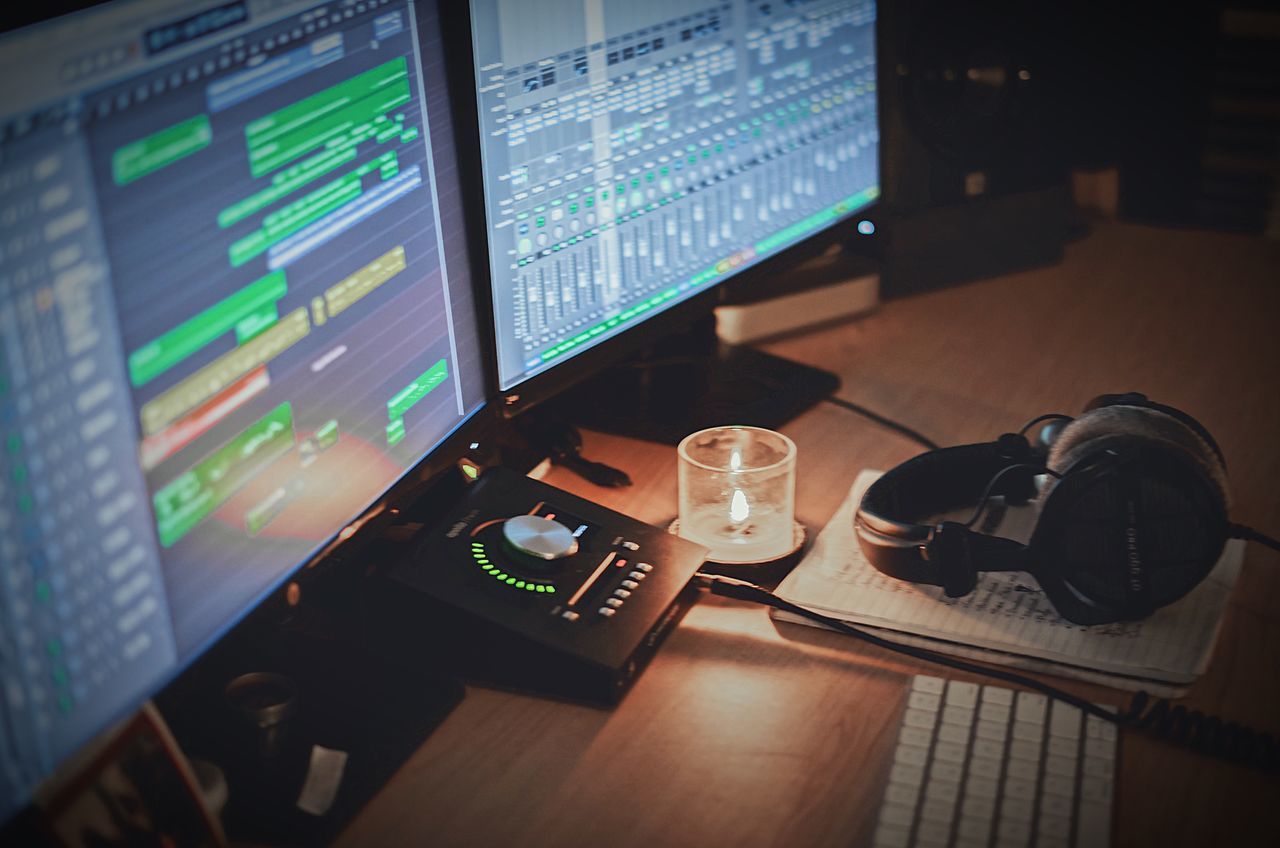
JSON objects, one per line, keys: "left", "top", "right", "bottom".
{"left": 872, "top": 675, "right": 1118, "bottom": 848}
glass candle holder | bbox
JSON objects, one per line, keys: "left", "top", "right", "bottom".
{"left": 676, "top": 426, "right": 799, "bottom": 564}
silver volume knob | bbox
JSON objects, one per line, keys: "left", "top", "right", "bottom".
{"left": 502, "top": 514, "right": 579, "bottom": 560}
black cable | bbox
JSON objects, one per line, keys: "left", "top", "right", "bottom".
{"left": 696, "top": 572, "right": 1121, "bottom": 724}
{"left": 1230, "top": 523, "right": 1280, "bottom": 553}
{"left": 822, "top": 396, "right": 940, "bottom": 451}
{"left": 695, "top": 573, "right": 1280, "bottom": 772}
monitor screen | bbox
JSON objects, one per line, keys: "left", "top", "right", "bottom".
{"left": 468, "top": 0, "right": 879, "bottom": 392}
{"left": 0, "top": 0, "right": 485, "bottom": 820}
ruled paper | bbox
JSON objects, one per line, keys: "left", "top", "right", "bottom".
{"left": 774, "top": 471, "right": 1244, "bottom": 692}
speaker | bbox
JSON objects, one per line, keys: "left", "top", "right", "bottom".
{"left": 877, "top": 0, "right": 1076, "bottom": 295}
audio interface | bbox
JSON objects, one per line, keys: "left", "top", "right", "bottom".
{"left": 374, "top": 467, "right": 708, "bottom": 704}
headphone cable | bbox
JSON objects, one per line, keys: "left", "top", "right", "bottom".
{"left": 822, "top": 395, "right": 940, "bottom": 451}
{"left": 1229, "top": 523, "right": 1280, "bottom": 553}
{"left": 694, "top": 572, "right": 1280, "bottom": 773}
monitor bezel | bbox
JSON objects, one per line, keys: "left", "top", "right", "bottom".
{"left": 452, "top": 0, "right": 882, "bottom": 420}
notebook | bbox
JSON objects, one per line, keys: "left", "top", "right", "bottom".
{"left": 772, "top": 471, "right": 1245, "bottom": 696}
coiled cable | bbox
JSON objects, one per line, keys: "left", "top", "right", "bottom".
{"left": 1121, "top": 690, "right": 1280, "bottom": 773}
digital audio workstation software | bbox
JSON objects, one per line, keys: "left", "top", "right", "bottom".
{"left": 0, "top": 0, "right": 484, "bottom": 819}
{"left": 469, "top": 0, "right": 879, "bottom": 390}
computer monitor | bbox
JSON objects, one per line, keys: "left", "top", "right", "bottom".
{"left": 466, "top": 0, "right": 879, "bottom": 409}
{"left": 0, "top": 0, "right": 485, "bottom": 822}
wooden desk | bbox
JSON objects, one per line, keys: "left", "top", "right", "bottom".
{"left": 338, "top": 221, "right": 1280, "bottom": 847}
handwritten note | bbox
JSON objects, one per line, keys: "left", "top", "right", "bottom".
{"left": 774, "top": 471, "right": 1244, "bottom": 693}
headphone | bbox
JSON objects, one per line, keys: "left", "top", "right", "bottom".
{"left": 854, "top": 393, "right": 1234, "bottom": 625}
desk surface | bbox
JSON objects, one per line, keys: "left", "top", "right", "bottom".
{"left": 338, "top": 221, "right": 1280, "bottom": 847}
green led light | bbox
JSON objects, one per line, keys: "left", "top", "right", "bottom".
{"left": 494, "top": 572, "right": 507, "bottom": 580}
{"left": 505, "top": 577, "right": 517, "bottom": 585}
{"left": 483, "top": 564, "right": 494, "bottom": 571}
{"left": 525, "top": 584, "right": 537, "bottom": 592}
{"left": 547, "top": 586, "right": 556, "bottom": 594}
{"left": 535, "top": 585, "right": 547, "bottom": 593}
{"left": 515, "top": 580, "right": 526, "bottom": 589}
{"left": 478, "top": 559, "right": 490, "bottom": 565}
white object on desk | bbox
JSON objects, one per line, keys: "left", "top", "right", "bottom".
{"left": 714, "top": 272, "right": 879, "bottom": 343}
{"left": 874, "top": 675, "right": 1117, "bottom": 848}
{"left": 773, "top": 470, "right": 1245, "bottom": 696}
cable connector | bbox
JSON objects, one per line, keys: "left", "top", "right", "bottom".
{"left": 692, "top": 572, "right": 773, "bottom": 603}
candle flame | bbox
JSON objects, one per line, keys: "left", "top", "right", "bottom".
{"left": 729, "top": 449, "right": 742, "bottom": 471}
{"left": 729, "top": 488, "right": 749, "bottom": 524}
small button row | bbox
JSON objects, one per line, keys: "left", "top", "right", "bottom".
{"left": 597, "top": 562, "right": 653, "bottom": 617}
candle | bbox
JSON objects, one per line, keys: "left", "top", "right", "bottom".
{"left": 676, "top": 426, "right": 798, "bottom": 563}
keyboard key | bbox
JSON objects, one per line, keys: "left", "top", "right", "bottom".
{"left": 961, "top": 794, "right": 997, "bottom": 819}
{"left": 1048, "top": 736, "right": 1078, "bottom": 758}
{"left": 884, "top": 782, "right": 919, "bottom": 807}
{"left": 1046, "top": 755, "right": 1077, "bottom": 777}
{"left": 913, "top": 675, "right": 946, "bottom": 695}
{"left": 1039, "top": 792, "right": 1074, "bottom": 818}
{"left": 1081, "top": 775, "right": 1113, "bottom": 802}
{"left": 909, "top": 690, "right": 942, "bottom": 712}
{"left": 934, "top": 741, "right": 967, "bottom": 764}
{"left": 946, "top": 681, "right": 980, "bottom": 708}
{"left": 1086, "top": 714, "right": 1118, "bottom": 741}
{"left": 979, "top": 701, "right": 1011, "bottom": 723}
{"left": 879, "top": 802, "right": 915, "bottom": 828}
{"left": 1083, "top": 756, "right": 1111, "bottom": 778}
{"left": 965, "top": 775, "right": 999, "bottom": 799}
{"left": 981, "top": 686, "right": 1014, "bottom": 706}
{"left": 916, "top": 820, "right": 951, "bottom": 845}
{"left": 1004, "top": 777, "right": 1037, "bottom": 801}
{"left": 969, "top": 757, "right": 1001, "bottom": 780}
{"left": 1000, "top": 795, "right": 1034, "bottom": 822}
{"left": 929, "top": 761, "right": 963, "bottom": 784}
{"left": 958, "top": 817, "right": 993, "bottom": 841}
{"left": 1049, "top": 701, "right": 1082, "bottom": 739}
{"left": 1085, "top": 736, "right": 1116, "bottom": 761}
{"left": 975, "top": 720, "right": 1008, "bottom": 742}
{"left": 1016, "top": 692, "right": 1048, "bottom": 724}
{"left": 873, "top": 822, "right": 911, "bottom": 848}
{"left": 904, "top": 708, "right": 938, "bottom": 730}
{"left": 1012, "top": 721, "right": 1043, "bottom": 742}
{"left": 1078, "top": 800, "right": 1113, "bottom": 845}
{"left": 890, "top": 762, "right": 924, "bottom": 786}
{"left": 899, "top": 725, "right": 933, "bottom": 749}
{"left": 1006, "top": 758, "right": 1038, "bottom": 781}
{"left": 924, "top": 778, "right": 960, "bottom": 805}
{"left": 1043, "top": 774, "right": 1075, "bottom": 798}
{"left": 1009, "top": 739, "right": 1040, "bottom": 761}
{"left": 998, "top": 817, "right": 1032, "bottom": 842}
{"left": 1039, "top": 813, "right": 1072, "bottom": 838}
{"left": 920, "top": 797, "right": 955, "bottom": 824}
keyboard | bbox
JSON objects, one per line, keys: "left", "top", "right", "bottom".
{"left": 871, "top": 675, "right": 1118, "bottom": 848}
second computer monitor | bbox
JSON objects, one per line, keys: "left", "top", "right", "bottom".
{"left": 467, "top": 0, "right": 879, "bottom": 394}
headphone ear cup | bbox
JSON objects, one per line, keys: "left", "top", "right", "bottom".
{"left": 1031, "top": 405, "right": 1230, "bottom": 621}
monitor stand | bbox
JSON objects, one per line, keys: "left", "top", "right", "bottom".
{"left": 547, "top": 315, "right": 840, "bottom": 445}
